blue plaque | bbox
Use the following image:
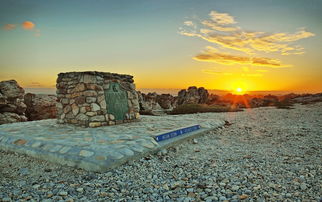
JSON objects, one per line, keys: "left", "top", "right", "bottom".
{"left": 154, "top": 125, "right": 201, "bottom": 142}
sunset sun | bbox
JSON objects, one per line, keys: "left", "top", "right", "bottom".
{"left": 234, "top": 87, "right": 244, "bottom": 95}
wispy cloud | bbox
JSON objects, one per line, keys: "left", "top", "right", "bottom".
{"left": 180, "top": 10, "right": 315, "bottom": 69}
{"left": 29, "top": 82, "right": 42, "bottom": 87}
{"left": 194, "top": 46, "right": 290, "bottom": 68}
{"left": 209, "top": 11, "right": 236, "bottom": 25}
{"left": 3, "top": 24, "right": 16, "bottom": 30}
{"left": 202, "top": 69, "right": 233, "bottom": 76}
{"left": 241, "top": 73, "right": 263, "bottom": 77}
{"left": 256, "top": 69, "right": 269, "bottom": 73}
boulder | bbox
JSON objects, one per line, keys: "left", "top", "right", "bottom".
{"left": 0, "top": 80, "right": 24, "bottom": 99}
{"left": 0, "top": 80, "right": 27, "bottom": 124}
{"left": 206, "top": 94, "right": 220, "bottom": 105}
{"left": 137, "top": 92, "right": 164, "bottom": 115}
{"left": 24, "top": 93, "right": 57, "bottom": 121}
{"left": 156, "top": 94, "right": 177, "bottom": 110}
{"left": 250, "top": 97, "right": 265, "bottom": 108}
{"left": 0, "top": 112, "right": 27, "bottom": 124}
{"left": 177, "top": 86, "right": 209, "bottom": 105}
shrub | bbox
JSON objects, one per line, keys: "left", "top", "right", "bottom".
{"left": 275, "top": 99, "right": 294, "bottom": 109}
{"left": 169, "top": 104, "right": 241, "bottom": 115}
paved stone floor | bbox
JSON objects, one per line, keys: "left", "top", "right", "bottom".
{"left": 0, "top": 114, "right": 224, "bottom": 172}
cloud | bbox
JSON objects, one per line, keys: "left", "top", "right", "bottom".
{"left": 29, "top": 82, "right": 42, "bottom": 87}
{"left": 256, "top": 69, "right": 269, "bottom": 73}
{"left": 22, "top": 21, "right": 35, "bottom": 30}
{"left": 194, "top": 47, "right": 290, "bottom": 68}
{"left": 3, "top": 24, "right": 16, "bottom": 30}
{"left": 180, "top": 10, "right": 315, "bottom": 57}
{"left": 241, "top": 73, "right": 263, "bottom": 77}
{"left": 184, "top": 21, "right": 194, "bottom": 26}
{"left": 209, "top": 11, "right": 236, "bottom": 25}
{"left": 202, "top": 69, "right": 233, "bottom": 76}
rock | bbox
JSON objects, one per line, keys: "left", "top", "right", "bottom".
{"left": 59, "top": 191, "right": 68, "bottom": 196}
{"left": 0, "top": 80, "right": 27, "bottom": 124}
{"left": 137, "top": 92, "right": 164, "bottom": 115}
{"left": 239, "top": 194, "right": 248, "bottom": 200}
{"left": 231, "top": 185, "right": 239, "bottom": 191}
{"left": 0, "top": 112, "right": 27, "bottom": 124}
{"left": 156, "top": 94, "right": 177, "bottom": 110}
{"left": 300, "top": 183, "right": 307, "bottom": 190}
{"left": 76, "top": 188, "right": 84, "bottom": 192}
{"left": 0, "top": 80, "right": 24, "bottom": 99}
{"left": 24, "top": 93, "right": 57, "bottom": 120}
{"left": 90, "top": 115, "right": 105, "bottom": 122}
{"left": 177, "top": 86, "right": 209, "bottom": 105}
{"left": 91, "top": 103, "right": 100, "bottom": 111}
{"left": 19, "top": 168, "right": 29, "bottom": 176}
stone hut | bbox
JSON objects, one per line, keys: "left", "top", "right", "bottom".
{"left": 56, "top": 71, "right": 140, "bottom": 127}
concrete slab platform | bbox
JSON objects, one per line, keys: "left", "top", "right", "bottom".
{"left": 0, "top": 114, "right": 224, "bottom": 172}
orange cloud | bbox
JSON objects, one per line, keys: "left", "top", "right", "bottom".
{"left": 3, "top": 24, "right": 16, "bottom": 30}
{"left": 194, "top": 47, "right": 290, "bottom": 68}
{"left": 22, "top": 21, "right": 35, "bottom": 30}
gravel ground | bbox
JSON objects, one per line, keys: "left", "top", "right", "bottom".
{"left": 1, "top": 103, "right": 321, "bottom": 201}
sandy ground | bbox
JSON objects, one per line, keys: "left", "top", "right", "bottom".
{"left": 0, "top": 102, "right": 321, "bottom": 201}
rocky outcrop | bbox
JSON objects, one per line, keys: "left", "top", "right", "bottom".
{"left": 137, "top": 92, "right": 178, "bottom": 115}
{"left": 291, "top": 93, "right": 322, "bottom": 104}
{"left": 177, "top": 86, "right": 209, "bottom": 105}
{"left": 24, "top": 93, "right": 57, "bottom": 121}
{"left": 250, "top": 97, "right": 265, "bottom": 108}
{"left": 137, "top": 92, "right": 163, "bottom": 115}
{"left": 0, "top": 80, "right": 27, "bottom": 124}
{"left": 156, "top": 94, "right": 177, "bottom": 110}
{"left": 206, "top": 94, "right": 220, "bottom": 105}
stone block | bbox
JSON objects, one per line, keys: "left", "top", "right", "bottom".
{"left": 86, "top": 97, "right": 97, "bottom": 103}
{"left": 61, "top": 98, "right": 69, "bottom": 105}
{"left": 71, "top": 103, "right": 79, "bottom": 116}
{"left": 83, "top": 90, "right": 97, "bottom": 97}
{"left": 82, "top": 74, "right": 97, "bottom": 83}
{"left": 90, "top": 115, "right": 106, "bottom": 122}
{"left": 91, "top": 103, "right": 100, "bottom": 111}
{"left": 108, "top": 114, "right": 115, "bottom": 121}
{"left": 86, "top": 112, "right": 97, "bottom": 117}
{"left": 74, "top": 83, "right": 86, "bottom": 92}
{"left": 89, "top": 122, "right": 101, "bottom": 128}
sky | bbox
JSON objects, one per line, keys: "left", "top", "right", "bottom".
{"left": 1, "top": 0, "right": 321, "bottom": 93}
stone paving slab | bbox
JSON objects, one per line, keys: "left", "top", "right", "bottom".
{"left": 0, "top": 114, "right": 225, "bottom": 172}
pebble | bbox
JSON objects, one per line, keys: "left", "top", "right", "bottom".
{"left": 0, "top": 103, "right": 321, "bottom": 201}
{"left": 59, "top": 191, "right": 68, "bottom": 196}
{"left": 300, "top": 183, "right": 307, "bottom": 190}
{"left": 76, "top": 188, "right": 84, "bottom": 192}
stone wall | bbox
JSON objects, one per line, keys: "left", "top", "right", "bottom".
{"left": 56, "top": 71, "right": 140, "bottom": 127}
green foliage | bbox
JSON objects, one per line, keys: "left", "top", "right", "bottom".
{"left": 169, "top": 104, "right": 240, "bottom": 115}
